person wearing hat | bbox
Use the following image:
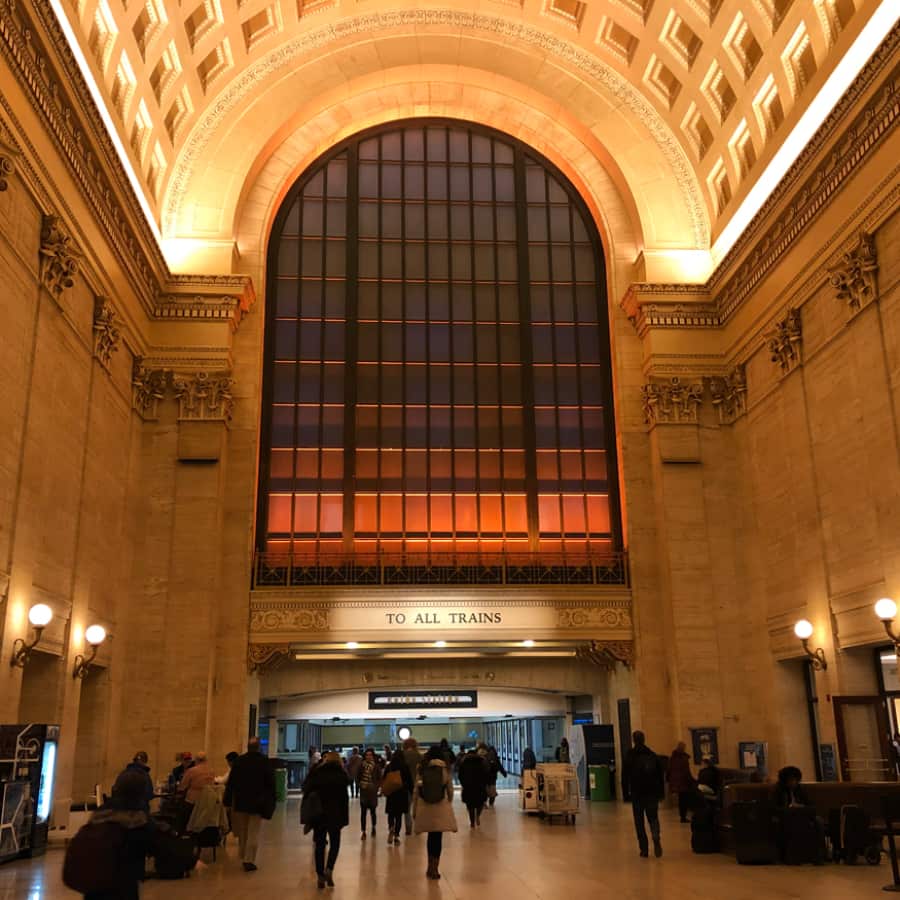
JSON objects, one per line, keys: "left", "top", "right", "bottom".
{"left": 120, "top": 752, "right": 154, "bottom": 813}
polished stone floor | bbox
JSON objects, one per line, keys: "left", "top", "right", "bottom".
{"left": 0, "top": 794, "right": 890, "bottom": 899}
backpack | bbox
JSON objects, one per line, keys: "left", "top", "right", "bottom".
{"left": 419, "top": 765, "right": 446, "bottom": 804}
{"left": 631, "top": 751, "right": 660, "bottom": 791}
{"left": 381, "top": 770, "right": 404, "bottom": 796}
{"left": 300, "top": 790, "right": 323, "bottom": 825}
{"left": 62, "top": 821, "right": 127, "bottom": 894}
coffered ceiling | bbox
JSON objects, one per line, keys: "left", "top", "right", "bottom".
{"left": 50, "top": 0, "right": 896, "bottom": 272}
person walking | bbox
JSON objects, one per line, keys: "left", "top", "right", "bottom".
{"left": 345, "top": 748, "right": 362, "bottom": 799}
{"left": 302, "top": 751, "right": 350, "bottom": 890}
{"left": 382, "top": 749, "right": 413, "bottom": 845}
{"left": 401, "top": 737, "right": 422, "bottom": 835}
{"left": 484, "top": 744, "right": 507, "bottom": 808}
{"left": 224, "top": 738, "right": 276, "bottom": 872}
{"left": 413, "top": 745, "right": 458, "bottom": 880}
{"left": 667, "top": 741, "right": 695, "bottom": 823}
{"left": 622, "top": 731, "right": 665, "bottom": 859}
{"left": 458, "top": 748, "right": 489, "bottom": 828}
{"left": 357, "top": 748, "right": 381, "bottom": 840}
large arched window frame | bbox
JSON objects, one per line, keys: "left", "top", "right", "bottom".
{"left": 258, "top": 119, "right": 622, "bottom": 569}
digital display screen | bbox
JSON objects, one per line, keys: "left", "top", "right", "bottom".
{"left": 36, "top": 740, "right": 56, "bottom": 823}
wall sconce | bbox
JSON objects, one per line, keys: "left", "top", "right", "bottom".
{"left": 10, "top": 604, "right": 53, "bottom": 667}
{"left": 73, "top": 625, "right": 107, "bottom": 679}
{"left": 794, "top": 619, "right": 827, "bottom": 670}
{"left": 875, "top": 598, "right": 900, "bottom": 652}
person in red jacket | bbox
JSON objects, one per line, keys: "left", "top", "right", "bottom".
{"left": 667, "top": 741, "right": 695, "bottom": 823}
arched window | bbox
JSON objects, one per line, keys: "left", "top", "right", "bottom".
{"left": 258, "top": 120, "right": 621, "bottom": 567}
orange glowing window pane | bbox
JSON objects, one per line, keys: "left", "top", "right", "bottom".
{"left": 430, "top": 495, "right": 453, "bottom": 533}
{"left": 319, "top": 495, "right": 343, "bottom": 533}
{"left": 380, "top": 494, "right": 403, "bottom": 533}
{"left": 536, "top": 451, "right": 557, "bottom": 484}
{"left": 455, "top": 495, "right": 478, "bottom": 533}
{"left": 562, "top": 495, "right": 586, "bottom": 534}
{"left": 480, "top": 495, "right": 503, "bottom": 533}
{"left": 584, "top": 450, "right": 607, "bottom": 485}
{"left": 381, "top": 450, "right": 403, "bottom": 488}
{"left": 267, "top": 494, "right": 292, "bottom": 533}
{"left": 293, "top": 494, "right": 318, "bottom": 533}
{"left": 296, "top": 449, "right": 318, "bottom": 482}
{"left": 266, "top": 539, "right": 290, "bottom": 555}
{"left": 504, "top": 495, "right": 527, "bottom": 534}
{"left": 354, "top": 495, "right": 378, "bottom": 532}
{"left": 560, "top": 451, "right": 583, "bottom": 482}
{"left": 586, "top": 495, "right": 610, "bottom": 534}
{"left": 405, "top": 494, "right": 428, "bottom": 532}
{"left": 356, "top": 450, "right": 378, "bottom": 480}
{"left": 431, "top": 450, "right": 452, "bottom": 489}
{"left": 538, "top": 494, "right": 561, "bottom": 533}
{"left": 503, "top": 450, "right": 525, "bottom": 481}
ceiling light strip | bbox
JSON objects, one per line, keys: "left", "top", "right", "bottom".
{"left": 47, "top": 0, "right": 163, "bottom": 245}
{"left": 712, "top": 1, "right": 900, "bottom": 263}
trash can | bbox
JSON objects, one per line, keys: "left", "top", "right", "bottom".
{"left": 274, "top": 768, "right": 288, "bottom": 803}
{"left": 589, "top": 765, "right": 612, "bottom": 801}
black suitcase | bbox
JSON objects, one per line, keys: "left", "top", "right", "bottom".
{"left": 153, "top": 829, "right": 197, "bottom": 879}
{"left": 691, "top": 803, "right": 719, "bottom": 854}
{"left": 839, "top": 805, "right": 879, "bottom": 865}
{"left": 732, "top": 801, "right": 778, "bottom": 865}
{"left": 782, "top": 807, "right": 825, "bottom": 865}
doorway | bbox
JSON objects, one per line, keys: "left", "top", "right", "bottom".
{"left": 833, "top": 696, "right": 894, "bottom": 781}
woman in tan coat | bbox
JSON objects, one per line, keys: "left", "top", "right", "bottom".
{"left": 413, "top": 745, "right": 458, "bottom": 880}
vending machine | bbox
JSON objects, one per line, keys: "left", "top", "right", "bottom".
{"left": 0, "top": 724, "right": 59, "bottom": 863}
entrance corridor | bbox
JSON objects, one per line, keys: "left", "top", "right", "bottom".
{"left": 0, "top": 795, "right": 886, "bottom": 899}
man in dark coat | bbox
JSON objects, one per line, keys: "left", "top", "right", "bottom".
{"left": 622, "top": 730, "right": 665, "bottom": 858}
{"left": 224, "top": 737, "right": 276, "bottom": 872}
{"left": 458, "top": 749, "right": 489, "bottom": 827}
{"left": 303, "top": 752, "right": 351, "bottom": 889}
{"left": 667, "top": 741, "right": 695, "bottom": 823}
{"left": 119, "top": 752, "right": 154, "bottom": 813}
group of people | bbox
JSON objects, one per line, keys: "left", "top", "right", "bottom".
{"left": 300, "top": 737, "right": 507, "bottom": 888}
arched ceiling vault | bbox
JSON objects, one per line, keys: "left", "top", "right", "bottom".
{"left": 53, "top": 0, "right": 894, "bottom": 279}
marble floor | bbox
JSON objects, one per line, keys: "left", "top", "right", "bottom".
{"left": 0, "top": 794, "right": 891, "bottom": 899}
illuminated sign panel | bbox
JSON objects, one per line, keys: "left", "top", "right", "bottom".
{"left": 369, "top": 691, "right": 478, "bottom": 710}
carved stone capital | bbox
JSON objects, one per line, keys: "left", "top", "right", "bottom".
{"left": 92, "top": 296, "right": 121, "bottom": 371}
{"left": 709, "top": 364, "right": 747, "bottom": 425}
{"left": 132, "top": 359, "right": 167, "bottom": 420}
{"left": 576, "top": 640, "right": 634, "bottom": 669}
{"left": 39, "top": 215, "right": 80, "bottom": 300}
{"left": 173, "top": 371, "right": 234, "bottom": 422}
{"left": 248, "top": 643, "right": 292, "bottom": 674}
{"left": 641, "top": 376, "right": 703, "bottom": 425}
{"left": 766, "top": 309, "right": 802, "bottom": 375}
{"left": 829, "top": 230, "right": 878, "bottom": 317}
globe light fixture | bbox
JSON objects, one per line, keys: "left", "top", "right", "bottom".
{"left": 434, "top": 640, "right": 447, "bottom": 648}
{"left": 875, "top": 597, "right": 900, "bottom": 654}
{"left": 793, "top": 619, "right": 827, "bottom": 671}
{"left": 74, "top": 624, "right": 107, "bottom": 679}
{"left": 346, "top": 641, "right": 360, "bottom": 650}
{"left": 11, "top": 604, "right": 53, "bottom": 668}
{"left": 398, "top": 727, "right": 412, "bottom": 742}
{"left": 522, "top": 639, "right": 536, "bottom": 648}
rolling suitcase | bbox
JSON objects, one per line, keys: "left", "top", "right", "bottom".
{"left": 782, "top": 807, "right": 825, "bottom": 865}
{"left": 732, "top": 801, "right": 778, "bottom": 865}
{"left": 153, "top": 828, "right": 197, "bottom": 879}
{"left": 691, "top": 802, "right": 719, "bottom": 854}
{"left": 839, "top": 805, "right": 880, "bottom": 865}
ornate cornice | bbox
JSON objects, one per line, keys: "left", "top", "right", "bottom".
{"left": 708, "top": 365, "right": 747, "bottom": 425}
{"left": 39, "top": 214, "right": 79, "bottom": 300}
{"left": 154, "top": 274, "right": 256, "bottom": 330}
{"left": 576, "top": 640, "right": 634, "bottom": 669}
{"left": 766, "top": 308, "right": 803, "bottom": 376}
{"left": 165, "top": 8, "right": 708, "bottom": 248}
{"left": 92, "top": 296, "right": 121, "bottom": 371}
{"left": 829, "top": 229, "right": 878, "bottom": 318}
{"left": 641, "top": 376, "right": 704, "bottom": 425}
{"left": 0, "top": 0, "right": 163, "bottom": 308}
{"left": 248, "top": 643, "right": 292, "bottom": 674}
{"left": 621, "top": 284, "right": 718, "bottom": 337}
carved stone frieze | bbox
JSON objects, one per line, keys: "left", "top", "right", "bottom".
{"left": 92, "top": 296, "right": 121, "bottom": 370}
{"left": 173, "top": 371, "right": 235, "bottom": 422}
{"left": 250, "top": 608, "right": 331, "bottom": 632}
{"left": 248, "top": 643, "right": 292, "bottom": 674}
{"left": 556, "top": 605, "right": 632, "bottom": 630}
{"left": 829, "top": 229, "right": 878, "bottom": 316}
{"left": 132, "top": 359, "right": 167, "bottom": 420}
{"left": 709, "top": 364, "right": 747, "bottom": 425}
{"left": 39, "top": 215, "right": 79, "bottom": 300}
{"left": 766, "top": 309, "right": 803, "bottom": 375}
{"left": 641, "top": 377, "right": 703, "bottom": 425}
{"left": 576, "top": 640, "right": 635, "bottom": 669}
{"left": 0, "top": 142, "right": 14, "bottom": 191}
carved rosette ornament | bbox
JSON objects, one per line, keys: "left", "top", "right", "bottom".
{"left": 576, "top": 640, "right": 635, "bottom": 670}
{"left": 766, "top": 309, "right": 803, "bottom": 375}
{"left": 132, "top": 360, "right": 166, "bottom": 420}
{"left": 92, "top": 296, "right": 121, "bottom": 371}
{"left": 173, "top": 372, "right": 235, "bottom": 422}
{"left": 39, "top": 215, "right": 80, "bottom": 300}
{"left": 0, "top": 153, "right": 14, "bottom": 191}
{"left": 641, "top": 377, "right": 703, "bottom": 425}
{"left": 709, "top": 365, "right": 747, "bottom": 425}
{"left": 829, "top": 230, "right": 878, "bottom": 317}
{"left": 248, "top": 644, "right": 292, "bottom": 674}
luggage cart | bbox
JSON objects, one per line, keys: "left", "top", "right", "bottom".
{"left": 535, "top": 763, "right": 579, "bottom": 825}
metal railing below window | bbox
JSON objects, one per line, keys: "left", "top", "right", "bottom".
{"left": 252, "top": 549, "right": 629, "bottom": 589}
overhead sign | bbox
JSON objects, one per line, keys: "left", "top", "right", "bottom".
{"left": 368, "top": 691, "right": 478, "bottom": 710}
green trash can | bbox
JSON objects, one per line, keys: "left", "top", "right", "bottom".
{"left": 274, "top": 768, "right": 287, "bottom": 803}
{"left": 589, "top": 765, "right": 612, "bottom": 801}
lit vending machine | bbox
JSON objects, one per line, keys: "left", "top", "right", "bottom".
{"left": 0, "top": 724, "right": 59, "bottom": 863}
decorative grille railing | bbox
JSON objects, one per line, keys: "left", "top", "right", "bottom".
{"left": 252, "top": 550, "right": 628, "bottom": 588}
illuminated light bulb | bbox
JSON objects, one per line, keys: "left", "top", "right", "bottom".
{"left": 85, "top": 625, "right": 106, "bottom": 646}
{"left": 793, "top": 619, "right": 814, "bottom": 641}
{"left": 522, "top": 639, "right": 536, "bottom": 648}
{"left": 346, "top": 641, "right": 360, "bottom": 650}
{"left": 28, "top": 604, "right": 53, "bottom": 628}
{"left": 434, "top": 640, "right": 447, "bottom": 648}
{"left": 876, "top": 598, "right": 898, "bottom": 622}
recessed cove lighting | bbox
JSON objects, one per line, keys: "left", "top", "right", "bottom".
{"left": 522, "top": 639, "right": 536, "bottom": 648}
{"left": 345, "top": 641, "right": 360, "bottom": 650}
{"left": 434, "top": 640, "right": 447, "bottom": 648}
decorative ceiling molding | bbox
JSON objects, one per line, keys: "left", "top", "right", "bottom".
{"left": 164, "top": 8, "right": 708, "bottom": 248}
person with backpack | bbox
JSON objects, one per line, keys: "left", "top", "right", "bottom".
{"left": 458, "top": 748, "right": 489, "bottom": 827}
{"left": 357, "top": 747, "right": 382, "bottom": 840}
{"left": 382, "top": 749, "right": 413, "bottom": 845}
{"left": 622, "top": 730, "right": 665, "bottom": 859}
{"left": 63, "top": 769, "right": 155, "bottom": 900}
{"left": 413, "top": 745, "right": 458, "bottom": 880}
{"left": 224, "top": 737, "right": 277, "bottom": 872}
{"left": 302, "top": 751, "right": 350, "bottom": 890}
